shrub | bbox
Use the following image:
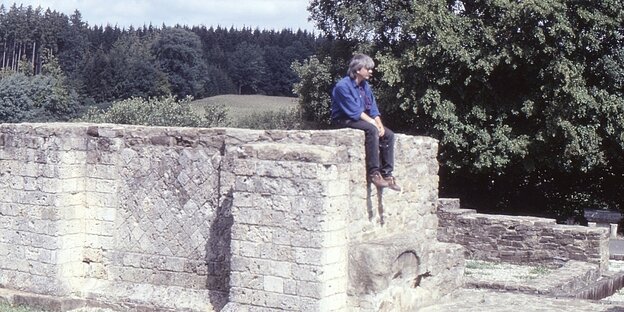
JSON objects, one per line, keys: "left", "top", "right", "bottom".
{"left": 79, "top": 95, "right": 227, "bottom": 128}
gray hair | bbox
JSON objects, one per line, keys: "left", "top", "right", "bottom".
{"left": 348, "top": 54, "right": 375, "bottom": 79}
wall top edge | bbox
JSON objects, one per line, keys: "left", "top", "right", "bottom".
{"left": 0, "top": 123, "right": 438, "bottom": 144}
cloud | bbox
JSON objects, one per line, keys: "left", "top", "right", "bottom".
{"left": 2, "top": 0, "right": 314, "bottom": 30}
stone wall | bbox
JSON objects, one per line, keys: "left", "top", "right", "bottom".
{"left": 0, "top": 123, "right": 459, "bottom": 311}
{"left": 437, "top": 198, "right": 610, "bottom": 271}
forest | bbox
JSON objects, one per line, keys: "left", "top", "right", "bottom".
{"left": 0, "top": 3, "right": 320, "bottom": 122}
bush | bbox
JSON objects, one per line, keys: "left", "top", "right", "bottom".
{"left": 0, "top": 70, "right": 81, "bottom": 123}
{"left": 292, "top": 56, "right": 333, "bottom": 127}
{"left": 78, "top": 95, "right": 227, "bottom": 128}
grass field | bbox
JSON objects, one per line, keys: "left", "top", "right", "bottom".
{"left": 191, "top": 94, "right": 299, "bottom": 122}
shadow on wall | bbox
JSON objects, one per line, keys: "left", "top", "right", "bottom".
{"left": 367, "top": 184, "right": 385, "bottom": 225}
{"left": 207, "top": 188, "right": 234, "bottom": 311}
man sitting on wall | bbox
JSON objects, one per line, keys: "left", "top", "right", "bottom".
{"left": 330, "top": 54, "right": 401, "bottom": 191}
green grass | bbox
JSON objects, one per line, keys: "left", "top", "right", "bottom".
{"left": 191, "top": 94, "right": 298, "bottom": 123}
{"left": 0, "top": 302, "right": 45, "bottom": 312}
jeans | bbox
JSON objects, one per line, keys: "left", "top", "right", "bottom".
{"left": 333, "top": 119, "right": 395, "bottom": 177}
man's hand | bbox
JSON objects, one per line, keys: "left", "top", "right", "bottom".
{"left": 375, "top": 117, "right": 385, "bottom": 137}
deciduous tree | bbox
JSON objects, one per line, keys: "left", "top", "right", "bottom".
{"left": 307, "top": 0, "right": 624, "bottom": 216}
{"left": 151, "top": 27, "right": 207, "bottom": 98}
{"left": 228, "top": 41, "right": 266, "bottom": 94}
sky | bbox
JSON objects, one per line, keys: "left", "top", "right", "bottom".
{"left": 2, "top": 0, "right": 316, "bottom": 31}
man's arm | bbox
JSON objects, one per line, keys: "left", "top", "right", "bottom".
{"left": 332, "top": 82, "right": 363, "bottom": 120}
{"left": 374, "top": 116, "right": 385, "bottom": 137}
{"left": 360, "top": 112, "right": 384, "bottom": 136}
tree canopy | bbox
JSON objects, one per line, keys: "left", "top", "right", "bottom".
{"left": 306, "top": 0, "right": 624, "bottom": 218}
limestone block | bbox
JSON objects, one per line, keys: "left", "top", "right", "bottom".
{"left": 238, "top": 142, "right": 348, "bottom": 164}
{"left": 230, "top": 271, "right": 264, "bottom": 290}
{"left": 264, "top": 276, "right": 284, "bottom": 293}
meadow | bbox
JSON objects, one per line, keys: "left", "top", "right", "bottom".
{"left": 191, "top": 94, "right": 299, "bottom": 126}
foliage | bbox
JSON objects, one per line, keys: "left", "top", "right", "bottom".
{"left": 58, "top": 10, "right": 89, "bottom": 79}
{"left": 0, "top": 72, "right": 35, "bottom": 122}
{"left": 0, "top": 5, "right": 322, "bottom": 108}
{"left": 259, "top": 42, "right": 312, "bottom": 97}
{"left": 228, "top": 42, "right": 266, "bottom": 94}
{"left": 82, "top": 33, "right": 170, "bottom": 102}
{"left": 151, "top": 27, "right": 208, "bottom": 99}
{"left": 292, "top": 56, "right": 333, "bottom": 127}
{"left": 204, "top": 64, "right": 237, "bottom": 97}
{"left": 0, "top": 56, "right": 80, "bottom": 123}
{"left": 306, "top": 0, "right": 624, "bottom": 217}
{"left": 79, "top": 95, "right": 227, "bottom": 128}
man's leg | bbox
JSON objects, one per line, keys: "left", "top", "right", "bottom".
{"left": 333, "top": 119, "right": 388, "bottom": 188}
{"left": 335, "top": 119, "right": 380, "bottom": 174}
{"left": 379, "top": 127, "right": 395, "bottom": 177}
{"left": 380, "top": 127, "right": 401, "bottom": 191}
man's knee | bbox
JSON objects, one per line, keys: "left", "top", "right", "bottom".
{"left": 358, "top": 122, "right": 378, "bottom": 134}
{"left": 383, "top": 128, "right": 395, "bottom": 140}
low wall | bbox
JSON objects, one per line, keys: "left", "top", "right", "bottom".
{"left": 0, "top": 123, "right": 454, "bottom": 311}
{"left": 437, "top": 198, "right": 610, "bottom": 271}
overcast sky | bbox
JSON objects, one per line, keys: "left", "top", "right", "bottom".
{"left": 2, "top": 0, "right": 316, "bottom": 31}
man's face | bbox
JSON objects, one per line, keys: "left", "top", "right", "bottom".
{"left": 356, "top": 66, "right": 373, "bottom": 80}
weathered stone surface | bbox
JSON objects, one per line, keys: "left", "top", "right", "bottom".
{"left": 348, "top": 235, "right": 464, "bottom": 311}
{"left": 0, "top": 123, "right": 450, "bottom": 311}
{"left": 438, "top": 198, "right": 610, "bottom": 271}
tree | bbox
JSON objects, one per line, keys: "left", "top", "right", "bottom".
{"left": 306, "top": 0, "right": 624, "bottom": 217}
{"left": 33, "top": 53, "right": 81, "bottom": 120}
{"left": 292, "top": 55, "right": 333, "bottom": 126}
{"left": 260, "top": 45, "right": 302, "bottom": 96}
{"left": 58, "top": 10, "right": 89, "bottom": 79}
{"left": 227, "top": 41, "right": 266, "bottom": 94}
{"left": 108, "top": 33, "right": 170, "bottom": 99}
{"left": 204, "top": 64, "right": 236, "bottom": 97}
{"left": 151, "top": 27, "right": 207, "bottom": 98}
{"left": 0, "top": 6, "right": 324, "bottom": 106}
{"left": 80, "top": 47, "right": 116, "bottom": 102}
{"left": 0, "top": 72, "right": 35, "bottom": 122}
{"left": 0, "top": 54, "right": 80, "bottom": 122}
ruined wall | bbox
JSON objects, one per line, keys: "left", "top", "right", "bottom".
{"left": 437, "top": 198, "right": 610, "bottom": 271}
{"left": 0, "top": 123, "right": 457, "bottom": 312}
{"left": 0, "top": 124, "right": 228, "bottom": 311}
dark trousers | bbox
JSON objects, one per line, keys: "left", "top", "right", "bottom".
{"left": 333, "top": 119, "right": 395, "bottom": 177}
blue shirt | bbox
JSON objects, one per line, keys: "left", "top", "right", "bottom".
{"left": 331, "top": 76, "right": 380, "bottom": 121}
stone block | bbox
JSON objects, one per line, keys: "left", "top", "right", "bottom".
{"left": 264, "top": 276, "right": 284, "bottom": 293}
{"left": 238, "top": 143, "right": 347, "bottom": 164}
{"left": 231, "top": 271, "right": 264, "bottom": 290}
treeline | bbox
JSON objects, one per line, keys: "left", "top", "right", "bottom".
{"left": 0, "top": 3, "right": 320, "bottom": 107}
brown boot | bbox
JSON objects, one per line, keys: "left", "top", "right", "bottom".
{"left": 384, "top": 176, "right": 401, "bottom": 191}
{"left": 369, "top": 171, "right": 389, "bottom": 188}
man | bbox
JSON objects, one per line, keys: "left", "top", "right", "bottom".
{"left": 331, "top": 54, "right": 401, "bottom": 191}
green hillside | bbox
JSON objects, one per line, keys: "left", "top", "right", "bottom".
{"left": 192, "top": 94, "right": 298, "bottom": 121}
